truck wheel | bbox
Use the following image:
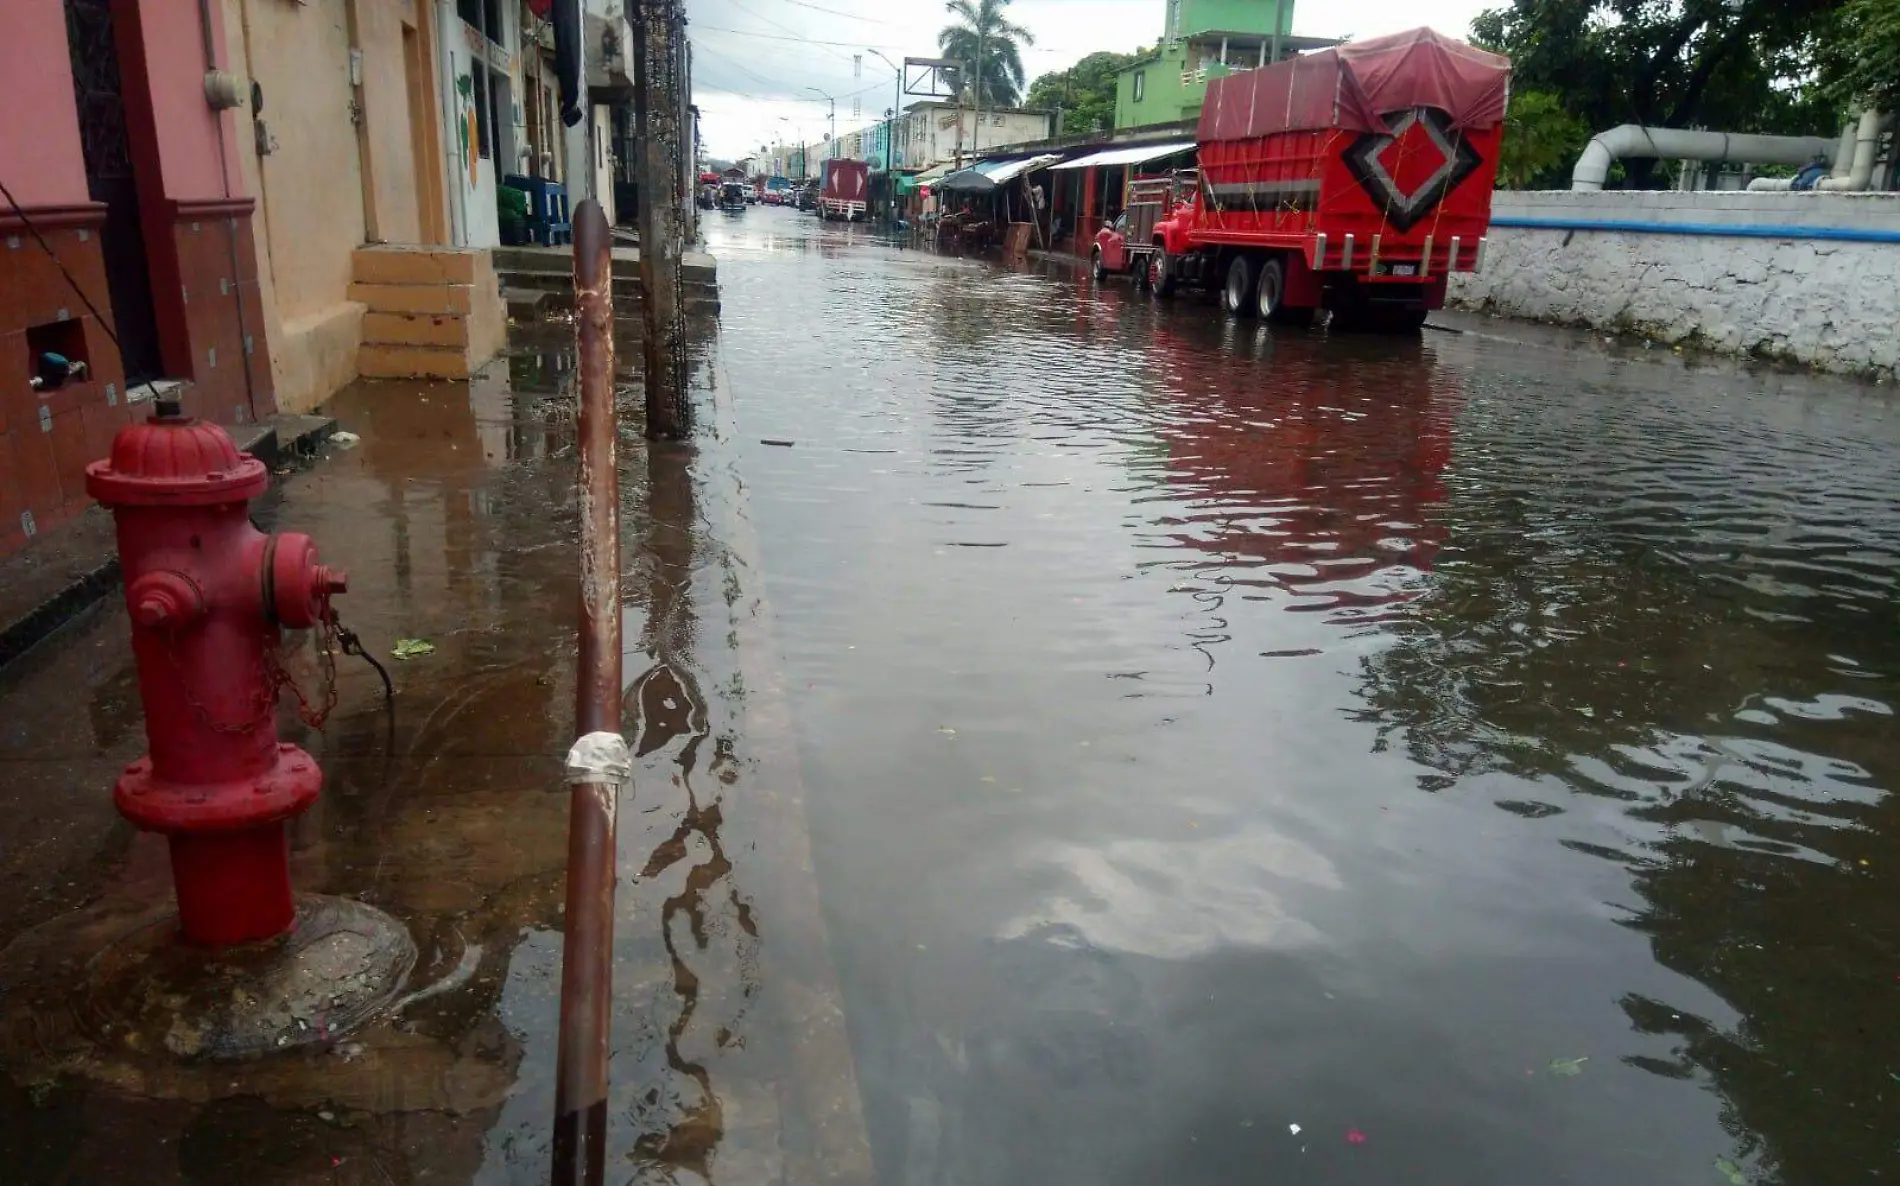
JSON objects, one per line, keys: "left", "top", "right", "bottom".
{"left": 1092, "top": 248, "right": 1108, "bottom": 282}
{"left": 1223, "top": 255, "right": 1256, "bottom": 317}
{"left": 1148, "top": 248, "right": 1177, "bottom": 298}
{"left": 1257, "top": 258, "right": 1316, "bottom": 326}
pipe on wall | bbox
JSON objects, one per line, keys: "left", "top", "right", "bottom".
{"left": 1572, "top": 125, "right": 1841, "bottom": 191}
{"left": 1748, "top": 111, "right": 1892, "bottom": 191}
{"left": 1818, "top": 109, "right": 1892, "bottom": 190}
{"left": 436, "top": 0, "right": 468, "bottom": 246}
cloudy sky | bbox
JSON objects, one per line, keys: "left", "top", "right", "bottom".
{"left": 687, "top": 0, "right": 1497, "bottom": 160}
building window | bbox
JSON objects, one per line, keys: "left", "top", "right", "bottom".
{"left": 1133, "top": 70, "right": 1145, "bottom": 102}
{"left": 457, "top": 0, "right": 502, "bottom": 42}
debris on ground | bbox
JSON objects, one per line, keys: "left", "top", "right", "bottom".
{"left": 762, "top": 438, "right": 796, "bottom": 447}
{"left": 1549, "top": 1056, "right": 1589, "bottom": 1077}
{"left": 391, "top": 639, "right": 436, "bottom": 660}
{"left": 330, "top": 430, "right": 361, "bottom": 449}
{"left": 1715, "top": 1157, "right": 1746, "bottom": 1184}
{"left": 1346, "top": 1129, "right": 1367, "bottom": 1145}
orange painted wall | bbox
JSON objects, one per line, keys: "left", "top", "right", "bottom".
{"left": 0, "top": 3, "right": 90, "bottom": 209}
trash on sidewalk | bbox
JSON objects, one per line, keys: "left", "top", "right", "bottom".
{"left": 331, "top": 431, "right": 362, "bottom": 449}
{"left": 391, "top": 638, "right": 436, "bottom": 660}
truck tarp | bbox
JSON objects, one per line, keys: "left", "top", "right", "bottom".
{"left": 1198, "top": 26, "right": 1510, "bottom": 142}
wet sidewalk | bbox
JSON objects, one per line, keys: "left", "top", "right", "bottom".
{"left": 0, "top": 323, "right": 869, "bottom": 1183}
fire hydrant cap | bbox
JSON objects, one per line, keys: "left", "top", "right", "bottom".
{"left": 85, "top": 414, "right": 269, "bottom": 506}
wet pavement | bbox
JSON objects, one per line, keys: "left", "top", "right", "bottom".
{"left": 2, "top": 206, "right": 1898, "bottom": 1185}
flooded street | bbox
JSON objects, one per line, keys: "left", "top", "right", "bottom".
{"left": 1, "top": 205, "right": 1897, "bottom": 1184}
{"left": 711, "top": 211, "right": 1900, "bottom": 1185}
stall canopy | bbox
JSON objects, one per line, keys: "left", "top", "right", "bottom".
{"left": 911, "top": 162, "right": 958, "bottom": 188}
{"left": 1198, "top": 26, "right": 1510, "bottom": 142}
{"left": 1051, "top": 142, "right": 1196, "bottom": 171}
{"left": 940, "top": 153, "right": 1063, "bottom": 192}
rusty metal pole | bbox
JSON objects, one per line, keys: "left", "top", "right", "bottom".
{"left": 633, "top": 0, "right": 689, "bottom": 439}
{"left": 553, "top": 200, "right": 625, "bottom": 1186}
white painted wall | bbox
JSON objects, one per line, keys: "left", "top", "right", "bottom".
{"left": 439, "top": 0, "right": 523, "bottom": 248}
{"left": 592, "top": 104, "right": 616, "bottom": 225}
{"left": 1450, "top": 191, "right": 1900, "bottom": 382}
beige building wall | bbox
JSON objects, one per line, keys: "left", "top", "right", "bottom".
{"left": 221, "top": 0, "right": 450, "bottom": 414}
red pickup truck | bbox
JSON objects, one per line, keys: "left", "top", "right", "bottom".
{"left": 1093, "top": 28, "right": 1510, "bottom": 331}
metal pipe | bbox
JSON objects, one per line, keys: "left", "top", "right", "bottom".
{"left": 1817, "top": 110, "right": 1891, "bottom": 190}
{"left": 1572, "top": 125, "right": 1838, "bottom": 191}
{"left": 552, "top": 200, "right": 621, "bottom": 1186}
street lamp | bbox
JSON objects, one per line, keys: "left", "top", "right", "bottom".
{"left": 865, "top": 48, "right": 903, "bottom": 175}
{"left": 804, "top": 86, "right": 836, "bottom": 150}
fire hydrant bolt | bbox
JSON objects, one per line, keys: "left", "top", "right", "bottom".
{"left": 127, "top": 570, "right": 206, "bottom": 631}
{"left": 85, "top": 410, "right": 343, "bottom": 949}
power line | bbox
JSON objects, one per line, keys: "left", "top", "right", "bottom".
{"left": 693, "top": 23, "right": 907, "bottom": 50}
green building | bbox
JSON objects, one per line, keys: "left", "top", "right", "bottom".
{"left": 1114, "top": 0, "right": 1336, "bottom": 131}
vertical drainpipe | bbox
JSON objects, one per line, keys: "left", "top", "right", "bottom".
{"left": 1270, "top": 0, "right": 1284, "bottom": 64}
{"left": 196, "top": 0, "right": 260, "bottom": 420}
{"left": 344, "top": 0, "right": 380, "bottom": 242}
{"left": 439, "top": 0, "right": 469, "bottom": 246}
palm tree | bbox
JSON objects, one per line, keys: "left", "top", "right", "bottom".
{"left": 938, "top": 0, "right": 1035, "bottom": 110}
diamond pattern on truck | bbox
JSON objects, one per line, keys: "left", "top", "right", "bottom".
{"left": 1344, "top": 107, "right": 1482, "bottom": 233}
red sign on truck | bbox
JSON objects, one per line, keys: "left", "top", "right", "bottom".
{"left": 820, "top": 159, "right": 870, "bottom": 222}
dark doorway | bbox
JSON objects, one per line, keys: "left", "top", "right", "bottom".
{"left": 65, "top": 0, "right": 164, "bottom": 385}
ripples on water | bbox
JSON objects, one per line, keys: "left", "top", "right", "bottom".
{"left": 714, "top": 214, "right": 1899, "bottom": 1185}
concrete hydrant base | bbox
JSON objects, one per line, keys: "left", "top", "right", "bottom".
{"left": 83, "top": 895, "right": 416, "bottom": 1061}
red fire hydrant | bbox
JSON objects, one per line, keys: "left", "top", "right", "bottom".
{"left": 86, "top": 403, "right": 347, "bottom": 948}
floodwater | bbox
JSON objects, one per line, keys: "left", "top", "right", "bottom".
{"left": 1, "top": 206, "right": 1897, "bottom": 1185}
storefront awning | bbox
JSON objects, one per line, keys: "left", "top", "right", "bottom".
{"left": 940, "top": 153, "right": 1062, "bottom": 192}
{"left": 1051, "top": 142, "right": 1196, "bottom": 171}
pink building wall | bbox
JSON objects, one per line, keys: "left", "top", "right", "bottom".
{"left": 0, "top": 3, "right": 91, "bottom": 209}
{"left": 118, "top": 0, "right": 247, "bottom": 202}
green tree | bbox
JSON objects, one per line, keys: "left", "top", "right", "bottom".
{"left": 1472, "top": 0, "right": 1844, "bottom": 187}
{"left": 939, "top": 0, "right": 1035, "bottom": 109}
{"left": 1818, "top": 0, "right": 1900, "bottom": 112}
{"left": 1024, "top": 50, "right": 1145, "bottom": 136}
{"left": 1496, "top": 88, "right": 1590, "bottom": 188}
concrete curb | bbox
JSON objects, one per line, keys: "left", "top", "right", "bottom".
{"left": 0, "top": 412, "right": 337, "bottom": 672}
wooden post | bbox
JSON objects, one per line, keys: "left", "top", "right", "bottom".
{"left": 633, "top": 0, "right": 688, "bottom": 439}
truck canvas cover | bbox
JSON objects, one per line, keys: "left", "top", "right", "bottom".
{"left": 1198, "top": 27, "right": 1510, "bottom": 141}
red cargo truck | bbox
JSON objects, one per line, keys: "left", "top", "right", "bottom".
{"left": 1098, "top": 28, "right": 1510, "bottom": 331}
{"left": 821, "top": 159, "right": 870, "bottom": 222}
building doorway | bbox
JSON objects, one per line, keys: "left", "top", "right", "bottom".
{"left": 64, "top": 0, "right": 164, "bottom": 384}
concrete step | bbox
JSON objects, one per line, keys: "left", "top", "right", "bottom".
{"left": 358, "top": 342, "right": 482, "bottom": 380}
{"left": 490, "top": 246, "right": 720, "bottom": 287}
{"left": 348, "top": 282, "right": 478, "bottom": 316}
{"left": 362, "top": 310, "right": 471, "bottom": 348}
{"left": 496, "top": 269, "right": 719, "bottom": 303}
{"left": 502, "top": 287, "right": 552, "bottom": 319}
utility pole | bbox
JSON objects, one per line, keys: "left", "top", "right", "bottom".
{"left": 632, "top": 0, "right": 687, "bottom": 438}
{"left": 974, "top": 27, "right": 986, "bottom": 155}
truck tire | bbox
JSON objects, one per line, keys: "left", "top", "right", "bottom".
{"left": 1148, "top": 247, "right": 1177, "bottom": 299}
{"left": 1256, "top": 257, "right": 1316, "bottom": 326}
{"left": 1092, "top": 248, "right": 1108, "bottom": 282}
{"left": 1222, "top": 255, "right": 1256, "bottom": 317}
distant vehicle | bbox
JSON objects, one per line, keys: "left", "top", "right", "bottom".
{"left": 1098, "top": 28, "right": 1509, "bottom": 332}
{"left": 764, "top": 176, "right": 794, "bottom": 205}
{"left": 796, "top": 182, "right": 819, "bottom": 211}
{"left": 720, "top": 182, "right": 748, "bottom": 212}
{"left": 820, "top": 159, "right": 870, "bottom": 221}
